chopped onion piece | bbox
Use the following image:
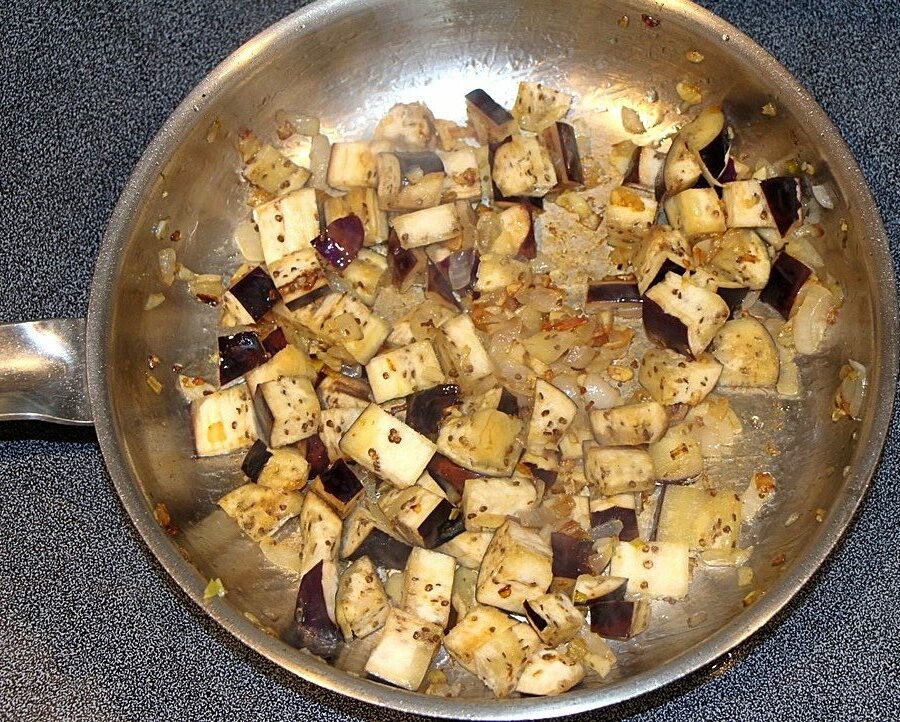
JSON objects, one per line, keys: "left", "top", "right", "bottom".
{"left": 144, "top": 293, "right": 165, "bottom": 310}
{"left": 158, "top": 248, "right": 177, "bottom": 286}
{"left": 833, "top": 359, "right": 867, "bottom": 421}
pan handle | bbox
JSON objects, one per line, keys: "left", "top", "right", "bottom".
{"left": 0, "top": 318, "right": 92, "bottom": 425}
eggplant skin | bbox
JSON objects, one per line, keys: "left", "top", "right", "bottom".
{"left": 550, "top": 532, "right": 595, "bottom": 579}
{"left": 241, "top": 439, "right": 272, "bottom": 481}
{"left": 229, "top": 266, "right": 280, "bottom": 322}
{"left": 427, "top": 453, "right": 481, "bottom": 495}
{"left": 760, "top": 252, "right": 812, "bottom": 319}
{"left": 465, "top": 89, "right": 514, "bottom": 127}
{"left": 218, "top": 331, "right": 268, "bottom": 386}
{"left": 589, "top": 600, "right": 645, "bottom": 640}
{"left": 287, "top": 560, "right": 341, "bottom": 660}
{"left": 319, "top": 459, "right": 363, "bottom": 504}
{"left": 303, "top": 434, "right": 331, "bottom": 478}
{"left": 590, "top": 507, "right": 639, "bottom": 542}
{"left": 642, "top": 296, "right": 691, "bottom": 357}
{"left": 760, "top": 176, "right": 802, "bottom": 236}
{"left": 717, "top": 286, "right": 749, "bottom": 316}
{"left": 386, "top": 231, "right": 425, "bottom": 291}
{"left": 418, "top": 498, "right": 458, "bottom": 549}
{"left": 587, "top": 279, "right": 642, "bottom": 304}
{"left": 406, "top": 384, "right": 461, "bottom": 440}
{"left": 262, "top": 327, "right": 288, "bottom": 355}
{"left": 346, "top": 526, "right": 413, "bottom": 570}
{"left": 314, "top": 214, "right": 365, "bottom": 270}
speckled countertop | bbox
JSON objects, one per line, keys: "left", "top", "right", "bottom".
{"left": 1, "top": 0, "right": 898, "bottom": 719}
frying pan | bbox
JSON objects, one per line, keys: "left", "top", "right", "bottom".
{"left": 1, "top": 0, "right": 896, "bottom": 717}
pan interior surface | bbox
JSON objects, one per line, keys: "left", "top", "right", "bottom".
{"left": 86, "top": 0, "right": 898, "bottom": 717}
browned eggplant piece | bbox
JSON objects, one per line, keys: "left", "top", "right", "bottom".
{"left": 316, "top": 369, "right": 372, "bottom": 407}
{"left": 587, "top": 276, "right": 643, "bottom": 309}
{"left": 698, "top": 127, "right": 731, "bottom": 181}
{"left": 313, "top": 214, "right": 365, "bottom": 270}
{"left": 465, "top": 88, "right": 516, "bottom": 143}
{"left": 397, "top": 151, "right": 445, "bottom": 177}
{"left": 551, "top": 532, "right": 596, "bottom": 579}
{"left": 419, "top": 499, "right": 461, "bottom": 549}
{"left": 760, "top": 176, "right": 802, "bottom": 236}
{"left": 487, "top": 141, "right": 546, "bottom": 210}
{"left": 497, "top": 387, "right": 520, "bottom": 417}
{"left": 574, "top": 576, "right": 627, "bottom": 605}
{"left": 591, "top": 506, "right": 639, "bottom": 542}
{"left": 525, "top": 464, "right": 558, "bottom": 487}
{"left": 647, "top": 257, "right": 688, "bottom": 291}
{"left": 386, "top": 231, "right": 427, "bottom": 292}
{"left": 261, "top": 327, "right": 288, "bottom": 355}
{"left": 288, "top": 559, "right": 340, "bottom": 660}
{"left": 759, "top": 252, "right": 813, "bottom": 319}
{"left": 427, "top": 453, "right": 481, "bottom": 498}
{"left": 427, "top": 259, "right": 464, "bottom": 310}
{"left": 301, "top": 434, "right": 331, "bottom": 478}
{"left": 241, "top": 439, "right": 272, "bottom": 481}
{"left": 227, "top": 266, "right": 280, "bottom": 322}
{"left": 218, "top": 331, "right": 268, "bottom": 386}
{"left": 312, "top": 459, "right": 364, "bottom": 518}
{"left": 623, "top": 145, "right": 666, "bottom": 199}
{"left": 717, "top": 286, "right": 750, "bottom": 316}
{"left": 589, "top": 599, "right": 650, "bottom": 640}
{"left": 642, "top": 296, "right": 690, "bottom": 357}
{"left": 345, "top": 523, "right": 413, "bottom": 570}
{"left": 406, "top": 384, "right": 461, "bottom": 441}
{"left": 541, "top": 121, "right": 584, "bottom": 190}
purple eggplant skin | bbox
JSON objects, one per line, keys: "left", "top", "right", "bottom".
{"left": 526, "top": 465, "right": 558, "bottom": 487}
{"left": 417, "top": 499, "right": 459, "bottom": 548}
{"left": 262, "top": 327, "right": 288, "bottom": 355}
{"left": 760, "top": 252, "right": 813, "bottom": 319}
{"left": 551, "top": 532, "right": 596, "bottom": 579}
{"left": 541, "top": 122, "right": 584, "bottom": 189}
{"left": 241, "top": 439, "right": 272, "bottom": 482}
{"left": 497, "top": 387, "right": 520, "bottom": 417}
{"left": 760, "top": 176, "right": 802, "bottom": 236}
{"left": 698, "top": 128, "right": 730, "bottom": 180}
{"left": 346, "top": 526, "right": 413, "bottom": 570}
{"left": 427, "top": 260, "right": 464, "bottom": 310}
{"left": 589, "top": 600, "right": 643, "bottom": 640}
{"left": 341, "top": 363, "right": 365, "bottom": 379}
{"left": 386, "top": 231, "right": 426, "bottom": 292}
{"left": 441, "top": 249, "right": 480, "bottom": 293}
{"left": 287, "top": 560, "right": 341, "bottom": 661}
{"left": 284, "top": 283, "right": 332, "bottom": 312}
{"left": 319, "top": 459, "right": 364, "bottom": 504}
{"left": 406, "top": 384, "right": 461, "bottom": 441}
{"left": 648, "top": 257, "right": 688, "bottom": 291}
{"left": 251, "top": 386, "right": 275, "bottom": 445}
{"left": 302, "top": 434, "right": 331, "bottom": 479}
{"left": 229, "top": 266, "right": 280, "bottom": 322}
{"left": 642, "top": 295, "right": 691, "bottom": 357}
{"left": 717, "top": 286, "right": 749, "bottom": 316}
{"left": 718, "top": 157, "right": 738, "bottom": 184}
{"left": 522, "top": 600, "right": 549, "bottom": 631}
{"left": 587, "top": 278, "right": 643, "bottom": 305}
{"left": 314, "top": 214, "right": 365, "bottom": 270}
{"left": 516, "top": 211, "right": 538, "bottom": 261}
{"left": 591, "top": 507, "right": 639, "bottom": 542}
{"left": 218, "top": 331, "right": 268, "bottom": 386}
{"left": 427, "top": 453, "right": 480, "bottom": 497}
{"left": 396, "top": 151, "right": 445, "bottom": 178}
{"left": 465, "top": 88, "right": 514, "bottom": 127}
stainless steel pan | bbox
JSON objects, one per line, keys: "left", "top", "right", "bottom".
{"left": 1, "top": 0, "right": 896, "bottom": 717}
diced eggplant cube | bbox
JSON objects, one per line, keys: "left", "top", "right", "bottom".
{"left": 364, "top": 607, "right": 442, "bottom": 690}
{"left": 664, "top": 187, "right": 727, "bottom": 238}
{"left": 311, "top": 459, "right": 364, "bottom": 518}
{"left": 722, "top": 180, "right": 777, "bottom": 229}
{"left": 342, "top": 247, "right": 387, "bottom": 306}
{"left": 335, "top": 556, "right": 390, "bottom": 640}
{"left": 437, "top": 408, "right": 523, "bottom": 477}
{"left": 327, "top": 141, "right": 377, "bottom": 189}
{"left": 401, "top": 547, "right": 457, "bottom": 628}
{"left": 589, "top": 401, "right": 668, "bottom": 446}
{"left": 465, "top": 88, "right": 516, "bottom": 143}
{"left": 292, "top": 292, "right": 390, "bottom": 365}
{"left": 342, "top": 507, "right": 413, "bottom": 569}
{"left": 405, "top": 384, "right": 461, "bottom": 441}
{"left": 219, "top": 331, "right": 268, "bottom": 386}
{"left": 340, "top": 403, "right": 436, "bottom": 488}
{"left": 760, "top": 176, "right": 802, "bottom": 236}
{"left": 623, "top": 145, "right": 665, "bottom": 194}
{"left": 391, "top": 203, "right": 461, "bottom": 249}
{"left": 386, "top": 231, "right": 428, "bottom": 292}
{"left": 488, "top": 204, "right": 536, "bottom": 260}
{"left": 475, "top": 252, "right": 531, "bottom": 293}
{"left": 584, "top": 446, "right": 655, "bottom": 495}
{"left": 439, "top": 148, "right": 481, "bottom": 201}
{"left": 427, "top": 452, "right": 481, "bottom": 497}
{"left": 378, "top": 484, "right": 456, "bottom": 548}
{"left": 511, "top": 82, "right": 572, "bottom": 133}
{"left": 316, "top": 371, "right": 371, "bottom": 410}
{"left": 469, "top": 625, "right": 532, "bottom": 697}
{"left": 648, "top": 422, "right": 703, "bottom": 482}
{"left": 268, "top": 247, "right": 330, "bottom": 311}
{"left": 516, "top": 649, "right": 585, "bottom": 697}
{"left": 290, "top": 559, "right": 341, "bottom": 661}
{"left": 254, "top": 188, "right": 322, "bottom": 267}
{"left": 241, "top": 443, "right": 310, "bottom": 493}
{"left": 590, "top": 494, "right": 639, "bottom": 542}
{"left": 572, "top": 575, "right": 628, "bottom": 605}
{"left": 475, "top": 519, "right": 553, "bottom": 613}
{"left": 606, "top": 186, "right": 657, "bottom": 242}
{"left": 663, "top": 136, "right": 704, "bottom": 197}
{"left": 586, "top": 277, "right": 643, "bottom": 309}
{"left": 253, "top": 375, "right": 320, "bottom": 447}
{"left": 639, "top": 348, "right": 723, "bottom": 406}
{"left": 706, "top": 228, "right": 772, "bottom": 291}
{"left": 435, "top": 313, "right": 494, "bottom": 382}
{"left": 541, "top": 121, "right": 584, "bottom": 190}
{"left": 245, "top": 344, "right": 317, "bottom": 398}
{"left": 444, "top": 605, "right": 517, "bottom": 674}
{"left": 610, "top": 539, "right": 691, "bottom": 599}
{"left": 374, "top": 102, "right": 435, "bottom": 149}
{"left": 241, "top": 439, "right": 272, "bottom": 481}
{"left": 491, "top": 136, "right": 557, "bottom": 198}
{"left": 589, "top": 598, "right": 650, "bottom": 640}
{"left": 760, "top": 251, "right": 813, "bottom": 319}
{"left": 222, "top": 266, "right": 279, "bottom": 324}
{"left": 656, "top": 485, "right": 742, "bottom": 551}
{"left": 191, "top": 383, "right": 258, "bottom": 457}
{"left": 462, "top": 476, "right": 539, "bottom": 531}
{"left": 297, "top": 489, "right": 343, "bottom": 576}
{"left": 526, "top": 379, "right": 578, "bottom": 455}
{"left": 239, "top": 131, "right": 311, "bottom": 196}
{"left": 218, "top": 483, "right": 303, "bottom": 541}
{"left": 551, "top": 532, "right": 596, "bottom": 579}
{"left": 365, "top": 340, "right": 446, "bottom": 404}
{"left": 437, "top": 530, "right": 493, "bottom": 570}
{"left": 632, "top": 225, "right": 693, "bottom": 295}
{"left": 643, "top": 271, "right": 730, "bottom": 358}
{"left": 313, "top": 213, "right": 364, "bottom": 270}
{"left": 523, "top": 592, "right": 585, "bottom": 646}
{"left": 302, "top": 434, "right": 331, "bottom": 478}
{"left": 711, "top": 316, "right": 780, "bottom": 388}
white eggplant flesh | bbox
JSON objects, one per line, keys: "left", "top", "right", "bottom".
{"left": 239, "top": 132, "right": 311, "bottom": 196}
{"left": 470, "top": 626, "right": 531, "bottom": 698}
{"left": 705, "top": 229, "right": 772, "bottom": 290}
{"left": 343, "top": 248, "right": 387, "bottom": 306}
{"left": 664, "top": 187, "right": 727, "bottom": 238}
{"left": 437, "top": 531, "right": 494, "bottom": 570}
{"left": 526, "top": 379, "right": 578, "bottom": 454}
{"left": 462, "top": 476, "right": 539, "bottom": 531}
{"left": 218, "top": 483, "right": 303, "bottom": 542}
{"left": 583, "top": 446, "right": 656, "bottom": 495}
{"left": 475, "top": 519, "right": 553, "bottom": 614}
{"left": 475, "top": 253, "right": 531, "bottom": 293}
{"left": 631, "top": 225, "right": 693, "bottom": 295}
{"left": 327, "top": 141, "right": 378, "bottom": 189}
{"left": 436, "top": 314, "right": 494, "bottom": 381}
{"left": 610, "top": 540, "right": 691, "bottom": 600}
{"left": 656, "top": 485, "right": 743, "bottom": 552}
{"left": 318, "top": 406, "right": 365, "bottom": 463}
{"left": 246, "top": 346, "right": 317, "bottom": 398}
{"left": 391, "top": 203, "right": 461, "bottom": 249}
{"left": 374, "top": 102, "right": 435, "bottom": 149}
{"left": 267, "top": 247, "right": 329, "bottom": 307}
{"left": 589, "top": 401, "right": 669, "bottom": 446}
{"left": 522, "top": 592, "right": 586, "bottom": 647}
{"left": 492, "top": 136, "right": 557, "bottom": 198}
{"left": 722, "top": 180, "right": 777, "bottom": 229}
{"left": 254, "top": 375, "right": 321, "bottom": 447}
{"left": 439, "top": 148, "right": 482, "bottom": 201}
{"left": 401, "top": 547, "right": 457, "bottom": 628}
{"left": 297, "top": 490, "right": 343, "bottom": 576}
{"left": 606, "top": 186, "right": 658, "bottom": 241}
{"left": 192, "top": 383, "right": 258, "bottom": 457}
{"left": 511, "top": 81, "right": 573, "bottom": 132}
{"left": 711, "top": 317, "right": 780, "bottom": 388}
{"left": 436, "top": 408, "right": 523, "bottom": 477}
{"left": 365, "top": 340, "right": 446, "bottom": 403}
{"left": 515, "top": 649, "right": 585, "bottom": 697}
{"left": 363, "top": 608, "right": 442, "bottom": 691}
{"left": 639, "top": 348, "right": 723, "bottom": 406}
{"left": 255, "top": 188, "right": 321, "bottom": 267}
{"left": 292, "top": 292, "right": 390, "bottom": 365}
{"left": 335, "top": 556, "right": 390, "bottom": 640}
{"left": 647, "top": 422, "right": 703, "bottom": 482}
